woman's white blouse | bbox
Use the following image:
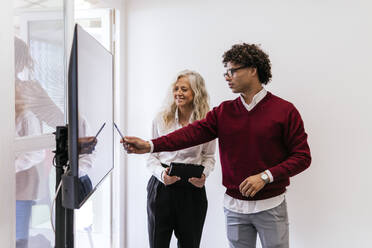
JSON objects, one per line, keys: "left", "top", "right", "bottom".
{"left": 146, "top": 112, "right": 216, "bottom": 184}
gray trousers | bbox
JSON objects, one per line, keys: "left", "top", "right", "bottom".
{"left": 224, "top": 200, "right": 289, "bottom": 248}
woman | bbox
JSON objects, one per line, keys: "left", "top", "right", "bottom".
{"left": 14, "top": 37, "right": 46, "bottom": 248}
{"left": 146, "top": 70, "right": 216, "bottom": 248}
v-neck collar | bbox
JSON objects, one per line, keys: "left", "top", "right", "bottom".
{"left": 239, "top": 88, "right": 267, "bottom": 111}
{"left": 238, "top": 90, "right": 271, "bottom": 114}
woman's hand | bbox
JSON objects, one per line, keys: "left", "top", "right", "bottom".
{"left": 188, "top": 173, "right": 206, "bottom": 188}
{"left": 163, "top": 167, "right": 180, "bottom": 186}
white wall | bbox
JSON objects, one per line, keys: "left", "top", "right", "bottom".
{"left": 0, "top": 0, "right": 15, "bottom": 247}
{"left": 125, "top": 0, "right": 372, "bottom": 247}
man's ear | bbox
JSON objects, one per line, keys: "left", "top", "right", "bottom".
{"left": 250, "top": 67, "right": 257, "bottom": 76}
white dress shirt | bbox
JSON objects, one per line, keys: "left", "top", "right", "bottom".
{"left": 78, "top": 115, "right": 96, "bottom": 177}
{"left": 15, "top": 110, "right": 45, "bottom": 173}
{"left": 224, "top": 88, "right": 285, "bottom": 214}
{"left": 15, "top": 110, "right": 45, "bottom": 200}
{"left": 147, "top": 109, "right": 216, "bottom": 184}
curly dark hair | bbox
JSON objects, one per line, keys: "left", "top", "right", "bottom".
{"left": 222, "top": 43, "right": 272, "bottom": 85}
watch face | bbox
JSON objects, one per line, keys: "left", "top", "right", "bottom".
{"left": 261, "top": 173, "right": 268, "bottom": 181}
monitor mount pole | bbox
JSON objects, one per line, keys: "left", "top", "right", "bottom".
{"left": 54, "top": 126, "right": 74, "bottom": 248}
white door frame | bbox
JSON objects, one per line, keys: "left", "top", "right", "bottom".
{"left": 0, "top": 0, "right": 15, "bottom": 247}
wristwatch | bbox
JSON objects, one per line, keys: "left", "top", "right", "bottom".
{"left": 260, "top": 172, "right": 270, "bottom": 184}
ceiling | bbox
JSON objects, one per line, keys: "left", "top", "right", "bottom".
{"left": 14, "top": 0, "right": 63, "bottom": 10}
{"left": 14, "top": 0, "right": 121, "bottom": 10}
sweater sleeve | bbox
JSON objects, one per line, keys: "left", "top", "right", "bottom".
{"left": 269, "top": 106, "right": 311, "bottom": 181}
{"left": 153, "top": 107, "right": 219, "bottom": 153}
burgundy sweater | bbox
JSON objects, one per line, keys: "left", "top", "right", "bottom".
{"left": 152, "top": 92, "right": 311, "bottom": 200}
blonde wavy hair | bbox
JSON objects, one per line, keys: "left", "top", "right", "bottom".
{"left": 14, "top": 36, "right": 34, "bottom": 76}
{"left": 14, "top": 37, "right": 34, "bottom": 116}
{"left": 161, "top": 70, "right": 210, "bottom": 128}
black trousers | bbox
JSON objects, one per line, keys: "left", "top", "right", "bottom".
{"left": 147, "top": 176, "right": 208, "bottom": 248}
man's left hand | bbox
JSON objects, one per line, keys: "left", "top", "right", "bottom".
{"left": 239, "top": 173, "right": 266, "bottom": 198}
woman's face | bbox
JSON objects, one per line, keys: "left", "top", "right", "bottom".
{"left": 173, "top": 76, "right": 194, "bottom": 108}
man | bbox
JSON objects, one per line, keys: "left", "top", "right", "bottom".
{"left": 123, "top": 43, "right": 311, "bottom": 248}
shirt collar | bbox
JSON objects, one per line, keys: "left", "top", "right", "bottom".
{"left": 240, "top": 88, "right": 267, "bottom": 111}
{"left": 175, "top": 107, "right": 179, "bottom": 123}
{"left": 175, "top": 107, "right": 194, "bottom": 125}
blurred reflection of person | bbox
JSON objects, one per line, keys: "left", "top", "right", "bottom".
{"left": 146, "top": 70, "right": 216, "bottom": 248}
{"left": 75, "top": 116, "right": 98, "bottom": 234}
{"left": 78, "top": 136, "right": 97, "bottom": 155}
{"left": 15, "top": 99, "right": 45, "bottom": 248}
{"left": 15, "top": 36, "right": 100, "bottom": 246}
{"left": 14, "top": 36, "right": 46, "bottom": 248}
{"left": 77, "top": 117, "right": 97, "bottom": 204}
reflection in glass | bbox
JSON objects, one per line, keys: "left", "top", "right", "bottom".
{"left": 15, "top": 112, "right": 46, "bottom": 247}
{"left": 14, "top": 0, "right": 65, "bottom": 247}
{"left": 28, "top": 19, "right": 65, "bottom": 130}
{"left": 77, "top": 116, "right": 98, "bottom": 205}
{"left": 15, "top": 20, "right": 65, "bottom": 134}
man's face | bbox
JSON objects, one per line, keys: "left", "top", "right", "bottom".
{"left": 224, "top": 62, "right": 256, "bottom": 94}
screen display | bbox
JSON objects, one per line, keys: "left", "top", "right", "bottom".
{"left": 66, "top": 24, "right": 113, "bottom": 208}
{"left": 77, "top": 24, "right": 113, "bottom": 205}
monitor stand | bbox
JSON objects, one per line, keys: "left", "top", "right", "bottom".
{"left": 54, "top": 126, "right": 74, "bottom": 248}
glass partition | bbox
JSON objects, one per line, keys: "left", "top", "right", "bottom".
{"left": 14, "top": 2, "right": 114, "bottom": 248}
{"left": 14, "top": 1, "right": 65, "bottom": 247}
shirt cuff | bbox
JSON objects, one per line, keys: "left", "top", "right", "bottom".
{"left": 202, "top": 166, "right": 211, "bottom": 177}
{"left": 149, "top": 140, "right": 154, "bottom": 153}
{"left": 153, "top": 164, "right": 165, "bottom": 184}
{"left": 265, "top": 169, "right": 274, "bottom": 183}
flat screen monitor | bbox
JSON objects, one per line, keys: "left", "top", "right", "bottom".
{"left": 62, "top": 24, "right": 114, "bottom": 209}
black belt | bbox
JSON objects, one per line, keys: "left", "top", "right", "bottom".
{"left": 161, "top": 162, "right": 201, "bottom": 168}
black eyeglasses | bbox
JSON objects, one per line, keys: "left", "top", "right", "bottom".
{"left": 223, "top": 66, "right": 249, "bottom": 78}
